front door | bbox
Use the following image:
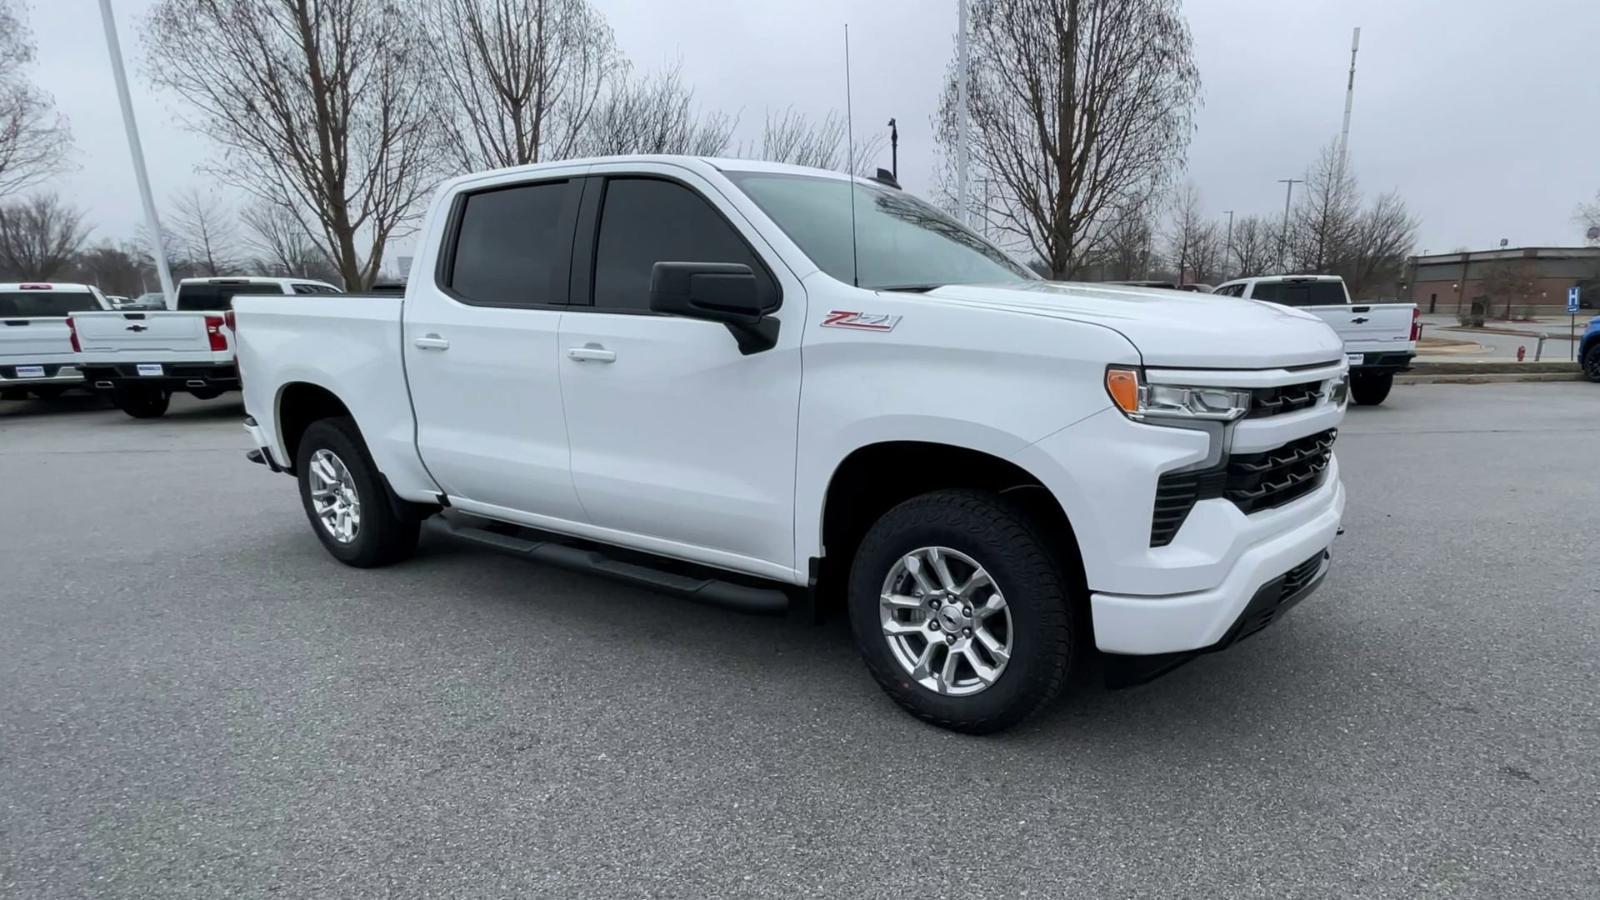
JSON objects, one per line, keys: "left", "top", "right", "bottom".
{"left": 557, "top": 168, "right": 804, "bottom": 577}
{"left": 404, "top": 171, "right": 588, "bottom": 522}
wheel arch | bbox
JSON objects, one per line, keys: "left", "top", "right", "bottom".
{"left": 813, "top": 440, "right": 1087, "bottom": 614}
{"left": 275, "top": 381, "right": 355, "bottom": 475}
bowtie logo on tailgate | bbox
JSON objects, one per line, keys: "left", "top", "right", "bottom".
{"left": 821, "top": 310, "right": 902, "bottom": 332}
{"left": 125, "top": 324, "right": 149, "bottom": 332}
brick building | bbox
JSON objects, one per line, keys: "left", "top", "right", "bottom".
{"left": 1404, "top": 246, "right": 1600, "bottom": 314}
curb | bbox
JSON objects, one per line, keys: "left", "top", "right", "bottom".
{"left": 1397, "top": 373, "right": 1586, "bottom": 385}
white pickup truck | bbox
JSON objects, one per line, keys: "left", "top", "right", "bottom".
{"left": 238, "top": 156, "right": 1349, "bottom": 732}
{"left": 0, "top": 282, "right": 112, "bottom": 400}
{"left": 1213, "top": 275, "right": 1417, "bottom": 406}
{"left": 70, "top": 276, "right": 341, "bottom": 418}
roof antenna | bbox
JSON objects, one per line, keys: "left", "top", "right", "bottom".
{"left": 844, "top": 24, "right": 860, "bottom": 288}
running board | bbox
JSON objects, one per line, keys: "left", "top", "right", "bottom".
{"left": 436, "top": 518, "right": 789, "bottom": 616}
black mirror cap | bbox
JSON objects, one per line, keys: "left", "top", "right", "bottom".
{"left": 649, "top": 262, "right": 774, "bottom": 323}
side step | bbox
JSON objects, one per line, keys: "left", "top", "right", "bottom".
{"left": 436, "top": 517, "right": 790, "bottom": 616}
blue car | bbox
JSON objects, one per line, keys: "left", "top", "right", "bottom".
{"left": 1584, "top": 316, "right": 1600, "bottom": 383}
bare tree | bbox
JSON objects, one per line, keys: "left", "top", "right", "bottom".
{"left": 748, "top": 107, "right": 886, "bottom": 176}
{"left": 0, "top": 0, "right": 72, "bottom": 194}
{"left": 1576, "top": 190, "right": 1600, "bottom": 245}
{"left": 0, "top": 194, "right": 90, "bottom": 280}
{"left": 240, "top": 201, "right": 339, "bottom": 281}
{"left": 573, "top": 62, "right": 735, "bottom": 157}
{"left": 936, "top": 0, "right": 1201, "bottom": 278}
{"left": 1164, "top": 183, "right": 1217, "bottom": 285}
{"left": 1477, "top": 258, "right": 1539, "bottom": 320}
{"left": 1340, "top": 190, "right": 1418, "bottom": 298}
{"left": 144, "top": 0, "right": 445, "bottom": 290}
{"left": 1287, "top": 141, "right": 1361, "bottom": 273}
{"left": 1229, "top": 214, "right": 1274, "bottom": 278}
{"left": 71, "top": 243, "right": 152, "bottom": 297}
{"left": 1098, "top": 201, "right": 1155, "bottom": 280}
{"left": 167, "top": 187, "right": 239, "bottom": 276}
{"left": 426, "top": 0, "right": 620, "bottom": 172}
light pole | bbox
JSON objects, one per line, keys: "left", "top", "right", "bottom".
{"left": 887, "top": 118, "right": 898, "bottom": 181}
{"left": 1276, "top": 178, "right": 1302, "bottom": 272}
{"left": 97, "top": 0, "right": 174, "bottom": 308}
{"left": 955, "top": 0, "right": 971, "bottom": 225}
{"left": 1222, "top": 209, "right": 1235, "bottom": 276}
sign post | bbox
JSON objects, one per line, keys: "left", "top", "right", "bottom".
{"left": 1570, "top": 287, "right": 1581, "bottom": 361}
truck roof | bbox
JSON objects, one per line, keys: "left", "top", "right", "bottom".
{"left": 177, "top": 276, "right": 337, "bottom": 287}
{"left": 1219, "top": 274, "right": 1346, "bottom": 285}
{"left": 434, "top": 154, "right": 871, "bottom": 197}
{"left": 0, "top": 282, "right": 101, "bottom": 292}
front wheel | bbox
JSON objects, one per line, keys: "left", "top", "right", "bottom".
{"left": 1350, "top": 371, "right": 1393, "bottom": 406}
{"left": 847, "top": 489, "right": 1075, "bottom": 734}
{"left": 114, "top": 384, "right": 170, "bottom": 418}
{"left": 1583, "top": 343, "right": 1600, "bottom": 383}
{"left": 296, "top": 416, "right": 419, "bottom": 568}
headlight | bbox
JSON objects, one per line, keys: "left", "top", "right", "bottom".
{"left": 1326, "top": 372, "right": 1349, "bottom": 406}
{"left": 1105, "top": 367, "right": 1250, "bottom": 422}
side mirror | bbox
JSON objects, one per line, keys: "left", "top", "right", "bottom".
{"left": 649, "top": 262, "right": 779, "bottom": 354}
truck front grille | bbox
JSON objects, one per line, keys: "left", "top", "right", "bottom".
{"left": 1149, "top": 429, "right": 1337, "bottom": 546}
{"left": 1224, "top": 428, "right": 1337, "bottom": 514}
{"left": 1245, "top": 380, "right": 1324, "bottom": 418}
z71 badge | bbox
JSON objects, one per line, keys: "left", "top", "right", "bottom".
{"left": 821, "top": 310, "right": 902, "bottom": 332}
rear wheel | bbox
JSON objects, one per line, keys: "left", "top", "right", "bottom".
{"left": 1350, "top": 371, "right": 1393, "bottom": 406}
{"left": 29, "top": 386, "right": 67, "bottom": 400}
{"left": 847, "top": 489, "right": 1075, "bottom": 734}
{"left": 296, "top": 416, "right": 419, "bottom": 567}
{"left": 1583, "top": 343, "right": 1600, "bottom": 383}
{"left": 114, "top": 384, "right": 170, "bottom": 418}
{"left": 1, "top": 389, "right": 26, "bottom": 402}
{"left": 188, "top": 387, "right": 224, "bottom": 400}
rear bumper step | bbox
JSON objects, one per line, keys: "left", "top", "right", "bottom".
{"left": 436, "top": 517, "right": 790, "bottom": 616}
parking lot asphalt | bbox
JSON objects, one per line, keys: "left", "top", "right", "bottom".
{"left": 2, "top": 384, "right": 1597, "bottom": 899}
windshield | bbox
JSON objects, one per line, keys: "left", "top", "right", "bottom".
{"left": 1251, "top": 280, "right": 1349, "bottom": 307}
{"left": 0, "top": 290, "right": 101, "bottom": 317}
{"left": 726, "top": 172, "right": 1035, "bottom": 290}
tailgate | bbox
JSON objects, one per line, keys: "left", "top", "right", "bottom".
{"left": 73, "top": 311, "right": 215, "bottom": 358}
{"left": 1313, "top": 303, "right": 1415, "bottom": 352}
{"left": 0, "top": 318, "right": 75, "bottom": 363}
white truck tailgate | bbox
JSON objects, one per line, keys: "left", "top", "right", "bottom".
{"left": 72, "top": 311, "right": 217, "bottom": 362}
{"left": 1312, "top": 303, "right": 1415, "bottom": 354}
{"left": 0, "top": 318, "right": 76, "bottom": 364}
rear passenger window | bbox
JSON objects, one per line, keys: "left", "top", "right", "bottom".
{"left": 590, "top": 178, "right": 772, "bottom": 311}
{"left": 1249, "top": 282, "right": 1281, "bottom": 302}
{"left": 448, "top": 180, "right": 570, "bottom": 306}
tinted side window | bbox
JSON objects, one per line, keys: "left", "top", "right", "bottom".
{"left": 590, "top": 178, "right": 771, "bottom": 311}
{"left": 1249, "top": 282, "right": 1281, "bottom": 302}
{"left": 0, "top": 291, "right": 100, "bottom": 316}
{"left": 175, "top": 283, "right": 284, "bottom": 311}
{"left": 449, "top": 180, "right": 570, "bottom": 306}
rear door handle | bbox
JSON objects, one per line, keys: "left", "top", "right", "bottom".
{"left": 414, "top": 334, "right": 450, "bottom": 351}
{"left": 567, "top": 345, "right": 616, "bottom": 363}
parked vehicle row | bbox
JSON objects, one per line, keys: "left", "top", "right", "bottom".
{"left": 234, "top": 155, "right": 1351, "bottom": 733}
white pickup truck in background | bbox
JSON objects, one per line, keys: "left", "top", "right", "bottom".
{"left": 0, "top": 282, "right": 112, "bottom": 401}
{"left": 1213, "top": 274, "right": 1417, "bottom": 406}
{"left": 71, "top": 276, "right": 341, "bottom": 418}
{"left": 235, "top": 155, "right": 1350, "bottom": 733}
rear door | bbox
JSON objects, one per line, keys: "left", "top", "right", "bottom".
{"left": 403, "top": 168, "right": 588, "bottom": 522}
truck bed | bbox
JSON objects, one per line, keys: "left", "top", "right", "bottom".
{"left": 233, "top": 294, "right": 431, "bottom": 493}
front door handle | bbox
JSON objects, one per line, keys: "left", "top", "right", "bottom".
{"left": 414, "top": 334, "right": 450, "bottom": 351}
{"left": 567, "top": 345, "right": 616, "bottom": 363}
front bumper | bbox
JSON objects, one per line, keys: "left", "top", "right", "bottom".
{"left": 1091, "top": 473, "right": 1344, "bottom": 655}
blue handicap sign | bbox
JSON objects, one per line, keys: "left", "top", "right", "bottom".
{"left": 1570, "top": 287, "right": 1581, "bottom": 313}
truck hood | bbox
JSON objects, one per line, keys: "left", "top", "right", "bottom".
{"left": 920, "top": 281, "right": 1345, "bottom": 369}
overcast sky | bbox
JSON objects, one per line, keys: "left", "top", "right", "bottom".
{"left": 20, "top": 0, "right": 1600, "bottom": 263}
